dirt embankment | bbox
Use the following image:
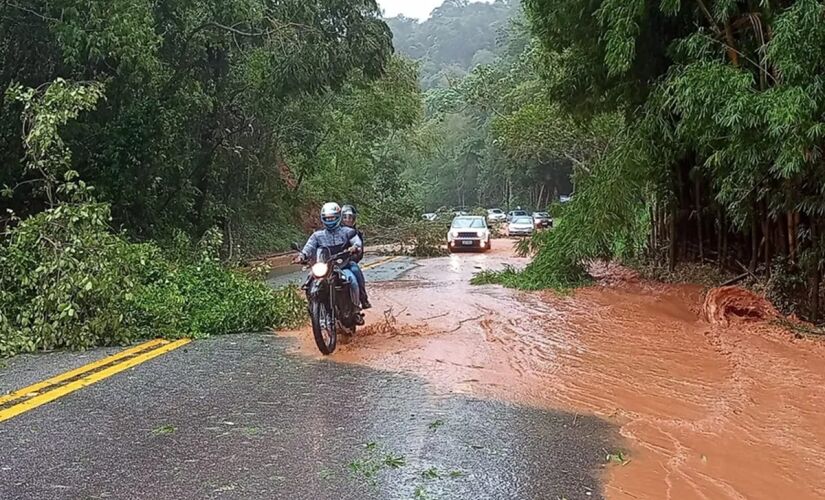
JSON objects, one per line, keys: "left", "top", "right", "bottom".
{"left": 282, "top": 240, "right": 825, "bottom": 499}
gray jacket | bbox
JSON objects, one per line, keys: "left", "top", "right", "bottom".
{"left": 301, "top": 226, "right": 362, "bottom": 262}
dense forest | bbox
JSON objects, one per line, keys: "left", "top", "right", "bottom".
{"left": 386, "top": 0, "right": 518, "bottom": 89}
{"left": 0, "top": 0, "right": 422, "bottom": 355}
{"left": 387, "top": 1, "right": 574, "bottom": 212}
{"left": 2, "top": 0, "right": 825, "bottom": 356}
{"left": 478, "top": 0, "right": 825, "bottom": 324}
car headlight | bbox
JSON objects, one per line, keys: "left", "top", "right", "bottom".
{"left": 311, "top": 262, "right": 329, "bottom": 278}
{"left": 448, "top": 230, "right": 458, "bottom": 239}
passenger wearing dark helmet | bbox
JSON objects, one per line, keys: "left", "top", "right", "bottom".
{"left": 341, "top": 205, "right": 371, "bottom": 310}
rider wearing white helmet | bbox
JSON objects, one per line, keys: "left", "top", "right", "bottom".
{"left": 294, "top": 202, "right": 365, "bottom": 322}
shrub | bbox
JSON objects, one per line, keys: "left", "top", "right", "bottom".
{"left": 0, "top": 203, "right": 305, "bottom": 357}
{"left": 365, "top": 219, "right": 450, "bottom": 257}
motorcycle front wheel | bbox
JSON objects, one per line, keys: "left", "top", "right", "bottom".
{"left": 310, "top": 299, "right": 337, "bottom": 355}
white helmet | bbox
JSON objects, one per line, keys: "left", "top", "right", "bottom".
{"left": 320, "top": 202, "right": 342, "bottom": 230}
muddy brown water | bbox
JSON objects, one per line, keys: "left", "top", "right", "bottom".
{"left": 280, "top": 239, "right": 825, "bottom": 499}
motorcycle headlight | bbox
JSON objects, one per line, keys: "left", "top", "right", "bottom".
{"left": 311, "top": 262, "right": 329, "bottom": 278}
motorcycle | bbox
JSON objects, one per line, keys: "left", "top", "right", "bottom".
{"left": 291, "top": 243, "right": 362, "bottom": 355}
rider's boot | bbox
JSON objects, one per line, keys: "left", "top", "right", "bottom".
{"left": 361, "top": 293, "right": 372, "bottom": 310}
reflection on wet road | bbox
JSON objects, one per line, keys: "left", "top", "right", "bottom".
{"left": 286, "top": 239, "right": 825, "bottom": 500}
{"left": 6, "top": 238, "right": 824, "bottom": 499}
{"left": 1, "top": 334, "right": 613, "bottom": 500}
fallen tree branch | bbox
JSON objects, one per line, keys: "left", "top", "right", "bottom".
{"left": 720, "top": 272, "right": 750, "bottom": 287}
{"left": 445, "top": 314, "right": 485, "bottom": 333}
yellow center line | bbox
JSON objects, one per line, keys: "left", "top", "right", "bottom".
{"left": 362, "top": 255, "right": 401, "bottom": 271}
{"left": 0, "top": 338, "right": 169, "bottom": 406}
{"left": 0, "top": 338, "right": 191, "bottom": 423}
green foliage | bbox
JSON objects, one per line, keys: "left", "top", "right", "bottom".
{"left": 0, "top": 73, "right": 306, "bottom": 357}
{"left": 461, "top": 0, "right": 824, "bottom": 322}
{"left": 0, "top": 202, "right": 304, "bottom": 357}
{"left": 347, "top": 441, "right": 407, "bottom": 487}
{"left": 395, "top": 20, "right": 575, "bottom": 213}
{"left": 303, "top": 56, "right": 424, "bottom": 227}
{"left": 368, "top": 219, "right": 450, "bottom": 257}
{"left": 386, "top": 0, "right": 518, "bottom": 89}
{"left": 0, "top": 0, "right": 397, "bottom": 255}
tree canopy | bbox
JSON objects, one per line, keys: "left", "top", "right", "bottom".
{"left": 500, "top": 0, "right": 825, "bottom": 321}
{"left": 386, "top": 0, "right": 519, "bottom": 89}
{"left": 0, "top": 0, "right": 410, "bottom": 247}
{"left": 0, "top": 0, "right": 422, "bottom": 355}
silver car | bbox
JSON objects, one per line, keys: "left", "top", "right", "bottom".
{"left": 507, "top": 216, "right": 535, "bottom": 237}
{"left": 486, "top": 208, "right": 507, "bottom": 224}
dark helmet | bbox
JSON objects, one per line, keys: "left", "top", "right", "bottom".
{"left": 341, "top": 204, "right": 357, "bottom": 227}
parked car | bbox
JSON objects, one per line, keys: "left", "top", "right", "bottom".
{"left": 486, "top": 208, "right": 507, "bottom": 224}
{"left": 507, "top": 209, "right": 529, "bottom": 222}
{"left": 422, "top": 213, "right": 438, "bottom": 221}
{"left": 532, "top": 212, "right": 552, "bottom": 229}
{"left": 447, "top": 216, "right": 491, "bottom": 252}
{"left": 507, "top": 216, "right": 535, "bottom": 237}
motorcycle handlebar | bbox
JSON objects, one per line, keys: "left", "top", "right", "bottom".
{"left": 295, "top": 248, "right": 357, "bottom": 266}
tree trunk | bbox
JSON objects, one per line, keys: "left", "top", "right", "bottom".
{"left": 763, "top": 212, "right": 771, "bottom": 274}
{"left": 787, "top": 211, "right": 795, "bottom": 261}
{"left": 749, "top": 210, "right": 759, "bottom": 273}
{"left": 507, "top": 176, "right": 512, "bottom": 212}
{"left": 778, "top": 211, "right": 789, "bottom": 257}
{"left": 677, "top": 165, "right": 687, "bottom": 260}
{"left": 226, "top": 218, "right": 234, "bottom": 262}
{"left": 724, "top": 20, "right": 740, "bottom": 67}
{"left": 810, "top": 220, "right": 821, "bottom": 323}
{"left": 669, "top": 206, "right": 677, "bottom": 272}
{"left": 722, "top": 216, "right": 729, "bottom": 270}
{"left": 695, "top": 174, "right": 704, "bottom": 261}
{"left": 812, "top": 267, "right": 821, "bottom": 324}
{"left": 717, "top": 208, "right": 724, "bottom": 267}
{"left": 650, "top": 204, "right": 657, "bottom": 261}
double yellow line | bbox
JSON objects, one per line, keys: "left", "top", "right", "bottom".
{"left": 0, "top": 257, "right": 401, "bottom": 424}
{"left": 0, "top": 338, "right": 190, "bottom": 423}
{"left": 361, "top": 255, "right": 402, "bottom": 271}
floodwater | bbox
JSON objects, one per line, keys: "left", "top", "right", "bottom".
{"left": 282, "top": 239, "right": 825, "bottom": 499}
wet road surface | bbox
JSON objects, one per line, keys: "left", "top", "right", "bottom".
{"left": 6, "top": 238, "right": 823, "bottom": 499}
{"left": 0, "top": 243, "right": 616, "bottom": 500}
{"left": 318, "top": 241, "right": 825, "bottom": 500}
{"left": 1, "top": 335, "right": 614, "bottom": 500}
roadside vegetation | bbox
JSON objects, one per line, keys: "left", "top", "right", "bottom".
{"left": 5, "top": 0, "right": 825, "bottom": 356}
{"left": 0, "top": 1, "right": 420, "bottom": 356}
{"left": 448, "top": 0, "right": 825, "bottom": 324}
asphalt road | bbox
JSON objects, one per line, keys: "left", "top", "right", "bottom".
{"left": 0, "top": 249, "right": 617, "bottom": 500}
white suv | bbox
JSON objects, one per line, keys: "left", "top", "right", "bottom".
{"left": 448, "top": 216, "right": 492, "bottom": 252}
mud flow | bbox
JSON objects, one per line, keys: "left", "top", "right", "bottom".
{"left": 281, "top": 240, "right": 825, "bottom": 500}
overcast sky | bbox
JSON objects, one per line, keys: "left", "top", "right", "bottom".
{"left": 378, "top": 0, "right": 493, "bottom": 20}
